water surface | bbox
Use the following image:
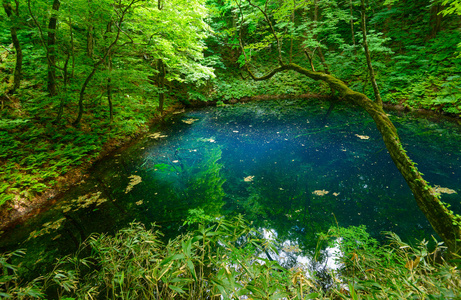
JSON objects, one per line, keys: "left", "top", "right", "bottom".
{"left": 1, "top": 99, "right": 460, "bottom": 271}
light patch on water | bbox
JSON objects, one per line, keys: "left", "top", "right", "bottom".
{"left": 260, "top": 228, "right": 343, "bottom": 277}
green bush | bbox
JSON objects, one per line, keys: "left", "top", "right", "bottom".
{"left": 2, "top": 216, "right": 460, "bottom": 299}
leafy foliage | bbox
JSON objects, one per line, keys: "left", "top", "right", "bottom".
{"left": 2, "top": 216, "right": 461, "bottom": 299}
{"left": 321, "top": 225, "right": 461, "bottom": 299}
{"left": 0, "top": 0, "right": 214, "bottom": 207}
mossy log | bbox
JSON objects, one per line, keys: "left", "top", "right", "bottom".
{"left": 247, "top": 62, "right": 461, "bottom": 254}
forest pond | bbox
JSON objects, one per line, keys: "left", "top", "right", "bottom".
{"left": 1, "top": 99, "right": 460, "bottom": 272}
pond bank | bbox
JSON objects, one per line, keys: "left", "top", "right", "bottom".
{"left": 1, "top": 95, "right": 459, "bottom": 233}
{"left": 0, "top": 103, "right": 184, "bottom": 232}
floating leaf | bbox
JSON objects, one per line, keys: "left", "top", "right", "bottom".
{"left": 149, "top": 132, "right": 168, "bottom": 139}
{"left": 355, "top": 134, "right": 370, "bottom": 140}
{"left": 244, "top": 175, "right": 254, "bottom": 182}
{"left": 182, "top": 118, "right": 198, "bottom": 124}
{"left": 61, "top": 192, "right": 107, "bottom": 213}
{"left": 312, "top": 190, "right": 329, "bottom": 196}
{"left": 434, "top": 185, "right": 457, "bottom": 194}
{"left": 199, "top": 137, "right": 216, "bottom": 143}
{"left": 27, "top": 217, "right": 66, "bottom": 240}
{"left": 125, "top": 175, "right": 142, "bottom": 193}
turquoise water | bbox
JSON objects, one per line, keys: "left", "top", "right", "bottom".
{"left": 1, "top": 99, "right": 460, "bottom": 270}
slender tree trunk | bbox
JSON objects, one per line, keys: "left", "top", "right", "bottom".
{"left": 350, "top": 0, "right": 355, "bottom": 46}
{"left": 360, "top": 0, "right": 382, "bottom": 107}
{"left": 47, "top": 0, "right": 60, "bottom": 96}
{"left": 74, "top": 67, "right": 97, "bottom": 126}
{"left": 87, "top": 0, "right": 94, "bottom": 58}
{"left": 107, "top": 78, "right": 113, "bottom": 121}
{"left": 105, "top": 21, "right": 113, "bottom": 122}
{"left": 304, "top": 50, "right": 315, "bottom": 71}
{"left": 429, "top": 3, "right": 443, "bottom": 39}
{"left": 313, "top": 0, "right": 329, "bottom": 74}
{"left": 289, "top": 0, "right": 295, "bottom": 63}
{"left": 69, "top": 16, "right": 75, "bottom": 77}
{"left": 73, "top": 0, "right": 138, "bottom": 126}
{"left": 107, "top": 47, "right": 113, "bottom": 123}
{"left": 157, "top": 58, "right": 165, "bottom": 113}
{"left": 55, "top": 53, "right": 69, "bottom": 123}
{"left": 2, "top": 0, "right": 22, "bottom": 93}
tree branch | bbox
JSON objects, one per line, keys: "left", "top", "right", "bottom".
{"left": 247, "top": 0, "right": 284, "bottom": 65}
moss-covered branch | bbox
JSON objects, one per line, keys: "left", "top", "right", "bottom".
{"left": 244, "top": 61, "right": 461, "bottom": 254}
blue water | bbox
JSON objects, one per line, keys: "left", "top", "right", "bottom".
{"left": 1, "top": 99, "right": 460, "bottom": 269}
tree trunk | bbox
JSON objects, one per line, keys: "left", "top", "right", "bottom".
{"left": 157, "top": 58, "right": 165, "bottom": 113}
{"left": 73, "top": 0, "right": 139, "bottom": 126}
{"left": 107, "top": 50, "right": 113, "bottom": 123}
{"left": 69, "top": 16, "right": 75, "bottom": 77}
{"left": 2, "top": 0, "right": 22, "bottom": 93}
{"left": 313, "top": 0, "right": 329, "bottom": 74}
{"left": 105, "top": 21, "right": 113, "bottom": 122}
{"left": 47, "top": 0, "right": 60, "bottom": 96}
{"left": 73, "top": 66, "right": 97, "bottom": 126}
{"left": 360, "top": 0, "right": 382, "bottom": 107}
{"left": 350, "top": 0, "right": 355, "bottom": 46}
{"left": 55, "top": 53, "right": 69, "bottom": 123}
{"left": 246, "top": 63, "right": 461, "bottom": 254}
{"left": 429, "top": 3, "right": 443, "bottom": 39}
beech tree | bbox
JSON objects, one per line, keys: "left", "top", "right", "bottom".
{"left": 2, "top": 0, "right": 22, "bottom": 93}
{"left": 73, "top": 0, "right": 142, "bottom": 126}
{"left": 128, "top": 0, "right": 214, "bottom": 112}
{"left": 233, "top": 0, "right": 461, "bottom": 254}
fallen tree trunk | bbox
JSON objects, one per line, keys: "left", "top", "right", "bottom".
{"left": 246, "top": 62, "right": 461, "bottom": 254}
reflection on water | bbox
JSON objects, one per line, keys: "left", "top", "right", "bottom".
{"left": 1, "top": 99, "right": 460, "bottom": 273}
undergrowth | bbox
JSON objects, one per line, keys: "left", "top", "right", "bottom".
{"left": 1, "top": 214, "right": 460, "bottom": 299}
{"left": 0, "top": 90, "right": 162, "bottom": 207}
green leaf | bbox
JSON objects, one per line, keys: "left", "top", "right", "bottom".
{"left": 169, "top": 285, "right": 186, "bottom": 294}
{"left": 160, "top": 253, "right": 186, "bottom": 266}
{"left": 186, "top": 260, "right": 197, "bottom": 281}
